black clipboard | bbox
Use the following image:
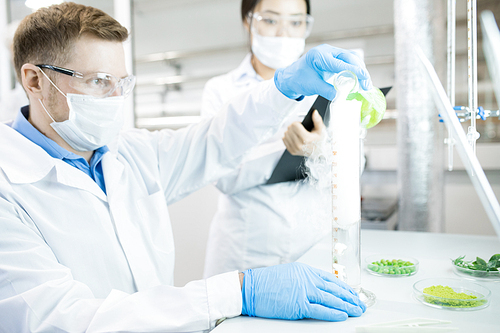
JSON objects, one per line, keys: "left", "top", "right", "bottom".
{"left": 265, "top": 86, "right": 392, "bottom": 185}
{"left": 380, "top": 86, "right": 392, "bottom": 96}
{"left": 266, "top": 96, "right": 331, "bottom": 185}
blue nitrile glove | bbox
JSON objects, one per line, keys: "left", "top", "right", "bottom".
{"left": 274, "top": 44, "right": 373, "bottom": 101}
{"left": 241, "top": 262, "right": 366, "bottom": 322}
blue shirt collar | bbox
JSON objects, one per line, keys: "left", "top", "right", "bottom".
{"left": 11, "top": 106, "right": 109, "bottom": 163}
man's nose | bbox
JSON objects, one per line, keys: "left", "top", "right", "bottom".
{"left": 110, "top": 86, "right": 122, "bottom": 97}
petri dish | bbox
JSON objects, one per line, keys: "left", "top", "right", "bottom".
{"left": 413, "top": 278, "right": 490, "bottom": 311}
{"left": 452, "top": 264, "right": 500, "bottom": 282}
{"left": 365, "top": 254, "right": 419, "bottom": 277}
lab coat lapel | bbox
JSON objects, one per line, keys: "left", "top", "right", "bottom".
{"left": 0, "top": 124, "right": 106, "bottom": 202}
{"left": 101, "top": 152, "right": 124, "bottom": 197}
{"left": 54, "top": 161, "right": 107, "bottom": 202}
{"left": 0, "top": 124, "right": 54, "bottom": 183}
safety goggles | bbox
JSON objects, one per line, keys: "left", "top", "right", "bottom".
{"left": 36, "top": 64, "right": 136, "bottom": 99}
{"left": 250, "top": 12, "right": 314, "bottom": 39}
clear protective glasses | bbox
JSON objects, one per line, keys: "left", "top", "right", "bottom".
{"left": 250, "top": 12, "right": 314, "bottom": 39}
{"left": 36, "top": 64, "right": 136, "bottom": 99}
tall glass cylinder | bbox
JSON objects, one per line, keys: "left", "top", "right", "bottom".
{"left": 329, "top": 71, "right": 375, "bottom": 306}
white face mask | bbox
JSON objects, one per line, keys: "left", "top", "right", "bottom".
{"left": 39, "top": 94, "right": 125, "bottom": 152}
{"left": 251, "top": 33, "right": 305, "bottom": 70}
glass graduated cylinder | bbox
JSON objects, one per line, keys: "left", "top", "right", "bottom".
{"left": 327, "top": 70, "right": 377, "bottom": 306}
{"left": 329, "top": 70, "right": 362, "bottom": 287}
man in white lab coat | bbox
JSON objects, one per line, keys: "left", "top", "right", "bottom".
{"left": 0, "top": 3, "right": 372, "bottom": 332}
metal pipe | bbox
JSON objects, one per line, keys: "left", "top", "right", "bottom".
{"left": 467, "top": 0, "right": 479, "bottom": 153}
{"left": 446, "top": 0, "right": 456, "bottom": 171}
{"left": 394, "top": 0, "right": 445, "bottom": 232}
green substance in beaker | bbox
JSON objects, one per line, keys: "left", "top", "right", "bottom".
{"left": 347, "top": 87, "right": 386, "bottom": 129}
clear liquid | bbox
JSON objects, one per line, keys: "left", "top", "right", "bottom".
{"left": 332, "top": 221, "right": 361, "bottom": 288}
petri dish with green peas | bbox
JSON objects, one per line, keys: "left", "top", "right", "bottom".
{"left": 365, "top": 254, "right": 419, "bottom": 277}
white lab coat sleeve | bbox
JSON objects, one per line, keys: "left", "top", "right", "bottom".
{"left": 215, "top": 148, "right": 284, "bottom": 195}
{"left": 200, "top": 77, "right": 224, "bottom": 119}
{"left": 201, "top": 78, "right": 285, "bottom": 194}
{"left": 0, "top": 194, "right": 242, "bottom": 333}
{"left": 86, "top": 272, "right": 241, "bottom": 333}
{"left": 156, "top": 80, "right": 299, "bottom": 204}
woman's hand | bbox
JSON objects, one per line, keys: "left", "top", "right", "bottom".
{"left": 283, "top": 110, "right": 326, "bottom": 156}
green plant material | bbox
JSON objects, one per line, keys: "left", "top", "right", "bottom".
{"left": 452, "top": 254, "right": 500, "bottom": 272}
{"left": 473, "top": 257, "right": 487, "bottom": 271}
{"left": 453, "top": 255, "right": 465, "bottom": 266}
{"left": 368, "top": 259, "right": 416, "bottom": 275}
{"left": 488, "top": 254, "right": 500, "bottom": 270}
{"left": 423, "top": 285, "right": 486, "bottom": 308}
{"left": 347, "top": 87, "right": 386, "bottom": 129}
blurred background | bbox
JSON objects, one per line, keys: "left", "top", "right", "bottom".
{"left": 1, "top": 0, "right": 499, "bottom": 286}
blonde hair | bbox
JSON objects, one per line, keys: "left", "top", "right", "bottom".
{"left": 13, "top": 2, "right": 128, "bottom": 82}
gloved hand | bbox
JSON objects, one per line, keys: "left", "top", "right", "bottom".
{"left": 241, "top": 262, "right": 366, "bottom": 322}
{"left": 274, "top": 44, "right": 372, "bottom": 101}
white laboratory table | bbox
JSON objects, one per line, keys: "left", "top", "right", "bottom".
{"left": 213, "top": 229, "right": 499, "bottom": 332}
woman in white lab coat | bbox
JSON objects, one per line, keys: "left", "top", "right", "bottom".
{"left": 202, "top": 0, "right": 331, "bottom": 278}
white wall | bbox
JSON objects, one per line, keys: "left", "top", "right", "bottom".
{"left": 168, "top": 185, "right": 219, "bottom": 287}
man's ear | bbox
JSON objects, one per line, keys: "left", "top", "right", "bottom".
{"left": 21, "top": 64, "right": 44, "bottom": 100}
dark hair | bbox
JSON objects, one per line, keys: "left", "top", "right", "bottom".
{"left": 13, "top": 2, "right": 128, "bottom": 82}
{"left": 241, "top": 0, "right": 311, "bottom": 22}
